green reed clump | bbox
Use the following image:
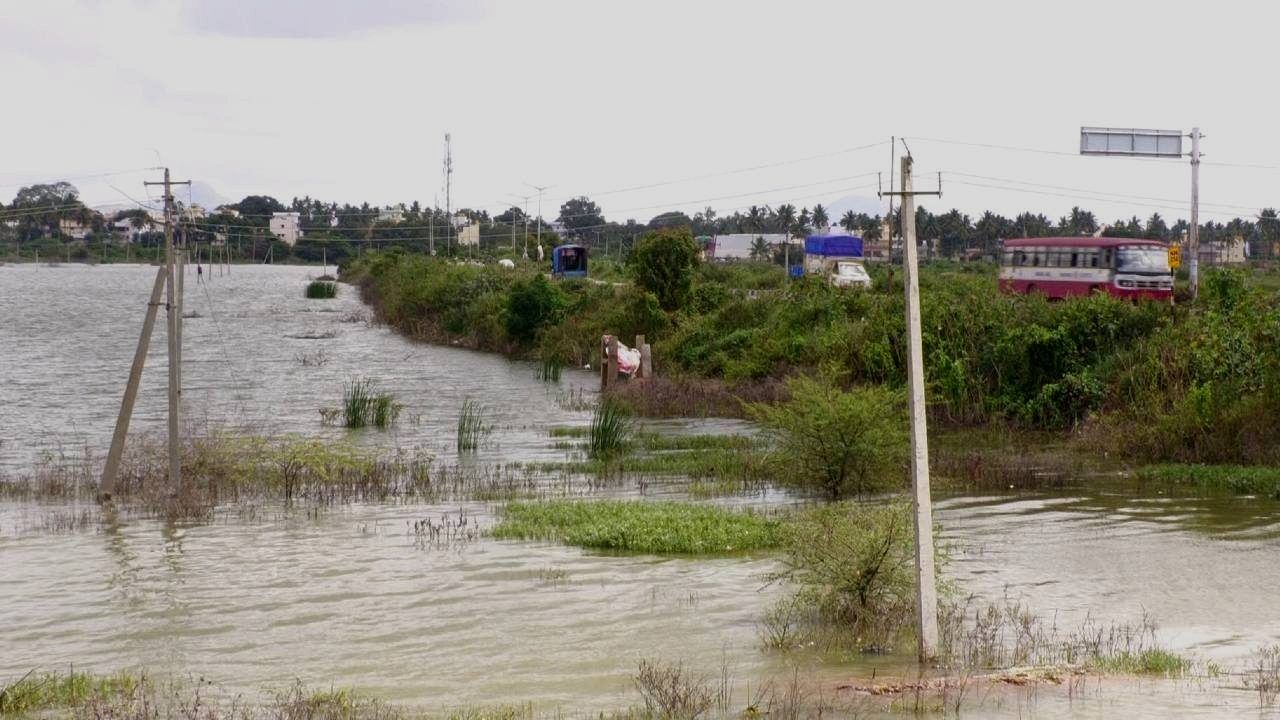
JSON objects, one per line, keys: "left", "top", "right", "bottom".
{"left": 536, "top": 356, "right": 563, "bottom": 382}
{"left": 589, "top": 399, "right": 633, "bottom": 459}
{"left": 305, "top": 280, "right": 338, "bottom": 299}
{"left": 456, "top": 398, "right": 491, "bottom": 452}
{"left": 0, "top": 671, "right": 144, "bottom": 716}
{"left": 492, "top": 499, "right": 780, "bottom": 554}
{"left": 342, "top": 378, "right": 399, "bottom": 428}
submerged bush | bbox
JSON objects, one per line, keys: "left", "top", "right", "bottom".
{"left": 749, "top": 377, "right": 907, "bottom": 500}
{"left": 765, "top": 502, "right": 924, "bottom": 649}
{"left": 456, "top": 398, "right": 491, "bottom": 452}
{"left": 504, "top": 274, "right": 566, "bottom": 344}
{"left": 305, "top": 280, "right": 338, "bottom": 299}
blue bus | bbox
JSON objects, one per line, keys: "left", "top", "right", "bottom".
{"left": 551, "top": 244, "right": 588, "bottom": 278}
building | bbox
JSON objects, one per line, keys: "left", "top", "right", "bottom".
{"left": 1199, "top": 237, "right": 1247, "bottom": 266}
{"left": 58, "top": 218, "right": 91, "bottom": 240}
{"left": 705, "top": 233, "right": 788, "bottom": 261}
{"left": 378, "top": 206, "right": 405, "bottom": 224}
{"left": 270, "top": 211, "right": 302, "bottom": 246}
{"left": 456, "top": 223, "right": 480, "bottom": 247}
{"left": 112, "top": 217, "right": 161, "bottom": 243}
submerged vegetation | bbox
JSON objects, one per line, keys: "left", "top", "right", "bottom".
{"left": 491, "top": 500, "right": 780, "bottom": 554}
{"left": 305, "top": 279, "right": 339, "bottom": 299}
{"left": 1136, "top": 463, "right": 1280, "bottom": 499}
{"left": 341, "top": 377, "right": 400, "bottom": 429}
{"left": 588, "top": 399, "right": 633, "bottom": 459}
{"left": 455, "top": 399, "right": 491, "bottom": 452}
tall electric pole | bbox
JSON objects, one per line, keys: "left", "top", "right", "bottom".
{"left": 443, "top": 134, "right": 453, "bottom": 256}
{"left": 880, "top": 153, "right": 941, "bottom": 662}
{"left": 1188, "top": 127, "right": 1202, "bottom": 299}
{"left": 526, "top": 182, "right": 551, "bottom": 255}
{"left": 143, "top": 168, "right": 189, "bottom": 489}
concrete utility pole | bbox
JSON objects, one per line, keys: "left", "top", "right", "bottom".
{"left": 1189, "top": 127, "right": 1202, "bottom": 299}
{"left": 144, "top": 168, "right": 190, "bottom": 489}
{"left": 443, "top": 134, "right": 453, "bottom": 256}
{"left": 881, "top": 154, "right": 941, "bottom": 662}
{"left": 526, "top": 182, "right": 551, "bottom": 254}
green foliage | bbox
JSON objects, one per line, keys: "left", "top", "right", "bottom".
{"left": 589, "top": 398, "right": 633, "bottom": 459}
{"left": 491, "top": 500, "right": 781, "bottom": 554}
{"left": 341, "top": 378, "right": 399, "bottom": 429}
{"left": 456, "top": 399, "right": 491, "bottom": 453}
{"left": 305, "top": 280, "right": 338, "bottom": 298}
{"left": 628, "top": 227, "right": 701, "bottom": 311}
{"left": 504, "top": 274, "right": 566, "bottom": 343}
{"left": 1136, "top": 464, "right": 1280, "bottom": 499}
{"left": 0, "top": 671, "right": 143, "bottom": 716}
{"left": 1091, "top": 649, "right": 1191, "bottom": 676}
{"left": 766, "top": 502, "right": 924, "bottom": 645}
{"left": 749, "top": 377, "right": 907, "bottom": 499}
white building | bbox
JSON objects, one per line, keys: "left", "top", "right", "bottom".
{"left": 58, "top": 218, "right": 91, "bottom": 240}
{"left": 378, "top": 206, "right": 405, "bottom": 224}
{"left": 270, "top": 211, "right": 302, "bottom": 246}
{"left": 706, "top": 233, "right": 788, "bottom": 261}
{"left": 112, "top": 217, "right": 161, "bottom": 243}
{"left": 456, "top": 223, "right": 480, "bottom": 247}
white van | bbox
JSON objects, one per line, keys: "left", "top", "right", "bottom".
{"left": 830, "top": 260, "right": 871, "bottom": 288}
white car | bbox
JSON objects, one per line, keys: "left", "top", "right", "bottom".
{"left": 829, "top": 260, "right": 871, "bottom": 288}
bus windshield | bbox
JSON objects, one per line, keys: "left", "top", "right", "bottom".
{"left": 1117, "top": 246, "right": 1170, "bottom": 274}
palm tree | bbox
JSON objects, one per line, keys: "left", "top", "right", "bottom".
{"left": 840, "top": 210, "right": 858, "bottom": 233}
{"left": 812, "top": 204, "right": 829, "bottom": 231}
{"left": 750, "top": 235, "right": 771, "bottom": 261}
{"left": 746, "top": 205, "right": 764, "bottom": 233}
{"left": 774, "top": 204, "right": 797, "bottom": 269}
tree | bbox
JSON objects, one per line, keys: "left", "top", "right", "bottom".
{"left": 973, "top": 211, "right": 1011, "bottom": 255}
{"left": 1258, "top": 208, "right": 1279, "bottom": 259}
{"left": 774, "top": 204, "right": 796, "bottom": 235}
{"left": 1014, "top": 212, "right": 1054, "bottom": 238}
{"left": 812, "top": 204, "right": 829, "bottom": 231}
{"left": 749, "top": 235, "right": 772, "bottom": 261}
{"left": 557, "top": 196, "right": 605, "bottom": 238}
{"left": 648, "top": 211, "right": 692, "bottom": 230}
{"left": 235, "top": 195, "right": 285, "bottom": 223}
{"left": 749, "top": 377, "right": 906, "bottom": 500}
{"left": 495, "top": 205, "right": 526, "bottom": 224}
{"left": 1146, "top": 213, "right": 1169, "bottom": 241}
{"left": 839, "top": 210, "right": 858, "bottom": 233}
{"left": 628, "top": 227, "right": 700, "bottom": 311}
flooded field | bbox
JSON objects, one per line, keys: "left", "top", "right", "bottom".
{"left": 3, "top": 264, "right": 1280, "bottom": 717}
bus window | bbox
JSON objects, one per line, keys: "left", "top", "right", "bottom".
{"left": 1102, "top": 249, "right": 1113, "bottom": 267}
{"left": 1087, "top": 250, "right": 1099, "bottom": 268}
{"left": 1002, "top": 251, "right": 1014, "bottom": 266}
{"left": 1070, "top": 252, "right": 1079, "bottom": 267}
{"left": 1046, "top": 250, "right": 1060, "bottom": 267}
{"left": 1031, "top": 250, "right": 1040, "bottom": 267}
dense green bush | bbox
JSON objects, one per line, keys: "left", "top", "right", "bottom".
{"left": 749, "top": 377, "right": 907, "bottom": 499}
{"left": 628, "top": 227, "right": 701, "bottom": 311}
{"left": 504, "top": 274, "right": 566, "bottom": 343}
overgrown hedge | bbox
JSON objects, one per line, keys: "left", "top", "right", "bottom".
{"left": 344, "top": 249, "right": 1280, "bottom": 463}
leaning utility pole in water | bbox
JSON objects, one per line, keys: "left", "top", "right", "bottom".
{"left": 100, "top": 168, "right": 190, "bottom": 498}
{"left": 881, "top": 152, "right": 941, "bottom": 661}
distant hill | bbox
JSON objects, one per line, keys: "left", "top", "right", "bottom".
{"left": 824, "top": 194, "right": 885, "bottom": 221}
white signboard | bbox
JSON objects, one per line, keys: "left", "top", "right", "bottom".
{"left": 1080, "top": 127, "right": 1183, "bottom": 157}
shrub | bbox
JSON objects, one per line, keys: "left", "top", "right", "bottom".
{"left": 305, "top": 280, "right": 338, "bottom": 299}
{"left": 749, "top": 377, "right": 907, "bottom": 499}
{"left": 629, "top": 227, "right": 701, "bottom": 311}
{"left": 341, "top": 378, "right": 400, "bottom": 429}
{"left": 504, "top": 274, "right": 566, "bottom": 343}
{"left": 765, "top": 502, "right": 921, "bottom": 647}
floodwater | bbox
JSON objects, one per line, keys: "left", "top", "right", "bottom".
{"left": 2, "top": 264, "right": 1279, "bottom": 717}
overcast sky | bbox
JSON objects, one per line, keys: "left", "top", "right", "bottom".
{"left": 3, "top": 0, "right": 1276, "bottom": 226}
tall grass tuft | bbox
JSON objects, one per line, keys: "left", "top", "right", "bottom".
{"left": 589, "top": 398, "right": 632, "bottom": 459}
{"left": 342, "top": 378, "right": 399, "bottom": 428}
{"left": 536, "top": 356, "right": 562, "bottom": 382}
{"left": 456, "top": 398, "right": 491, "bottom": 452}
{"left": 305, "top": 280, "right": 338, "bottom": 299}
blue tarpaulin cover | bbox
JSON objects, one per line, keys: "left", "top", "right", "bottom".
{"left": 804, "top": 234, "right": 863, "bottom": 257}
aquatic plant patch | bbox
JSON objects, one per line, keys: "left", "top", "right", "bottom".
{"left": 491, "top": 499, "right": 781, "bottom": 554}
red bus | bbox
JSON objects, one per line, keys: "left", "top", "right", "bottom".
{"left": 999, "top": 237, "right": 1173, "bottom": 301}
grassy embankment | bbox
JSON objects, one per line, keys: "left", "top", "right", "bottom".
{"left": 343, "top": 249, "right": 1280, "bottom": 468}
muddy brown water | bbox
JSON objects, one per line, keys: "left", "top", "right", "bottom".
{"left": 2, "top": 264, "right": 1279, "bottom": 717}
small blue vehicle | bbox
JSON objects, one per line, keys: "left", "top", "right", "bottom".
{"left": 551, "top": 244, "right": 588, "bottom": 278}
